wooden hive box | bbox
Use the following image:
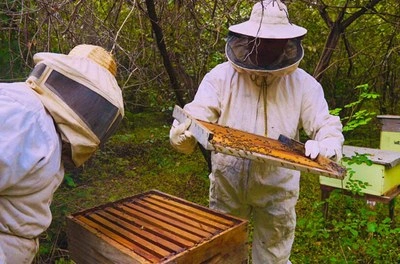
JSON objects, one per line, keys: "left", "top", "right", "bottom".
{"left": 320, "top": 145, "right": 400, "bottom": 196}
{"left": 67, "top": 190, "right": 248, "bottom": 264}
{"left": 377, "top": 115, "right": 400, "bottom": 152}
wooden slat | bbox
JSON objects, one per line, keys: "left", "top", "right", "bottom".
{"left": 136, "top": 199, "right": 221, "bottom": 233}
{"left": 75, "top": 215, "right": 162, "bottom": 263}
{"left": 87, "top": 214, "right": 171, "bottom": 258}
{"left": 146, "top": 194, "right": 235, "bottom": 226}
{"left": 67, "top": 217, "right": 150, "bottom": 264}
{"left": 96, "top": 210, "right": 184, "bottom": 253}
{"left": 105, "top": 207, "right": 195, "bottom": 248}
{"left": 116, "top": 204, "right": 205, "bottom": 242}
{"left": 141, "top": 196, "right": 230, "bottom": 229}
{"left": 165, "top": 218, "right": 248, "bottom": 264}
{"left": 121, "top": 202, "right": 213, "bottom": 238}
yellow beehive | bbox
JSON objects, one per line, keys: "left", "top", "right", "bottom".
{"left": 378, "top": 115, "right": 400, "bottom": 152}
{"left": 67, "top": 190, "right": 248, "bottom": 264}
{"left": 320, "top": 145, "right": 400, "bottom": 196}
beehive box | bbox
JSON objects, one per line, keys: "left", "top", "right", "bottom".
{"left": 377, "top": 115, "right": 400, "bottom": 152}
{"left": 320, "top": 145, "right": 400, "bottom": 196}
{"left": 67, "top": 190, "right": 248, "bottom": 264}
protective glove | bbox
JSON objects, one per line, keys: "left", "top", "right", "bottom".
{"left": 169, "top": 118, "right": 197, "bottom": 154}
{"left": 305, "top": 138, "right": 343, "bottom": 162}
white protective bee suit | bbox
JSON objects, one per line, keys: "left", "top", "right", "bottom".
{"left": 0, "top": 82, "right": 64, "bottom": 264}
{"left": 0, "top": 44, "right": 124, "bottom": 264}
{"left": 170, "top": 1, "right": 344, "bottom": 263}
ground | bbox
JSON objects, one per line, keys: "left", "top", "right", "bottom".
{"left": 34, "top": 111, "right": 400, "bottom": 263}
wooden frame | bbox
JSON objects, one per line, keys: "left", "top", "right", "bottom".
{"left": 173, "top": 105, "right": 346, "bottom": 179}
{"left": 67, "top": 190, "right": 248, "bottom": 264}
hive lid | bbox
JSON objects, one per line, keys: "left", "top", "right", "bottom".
{"left": 173, "top": 105, "right": 346, "bottom": 179}
{"left": 377, "top": 115, "right": 400, "bottom": 119}
{"left": 343, "top": 145, "right": 400, "bottom": 168}
{"left": 377, "top": 115, "right": 400, "bottom": 133}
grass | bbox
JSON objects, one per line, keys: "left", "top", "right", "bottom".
{"left": 33, "top": 111, "right": 400, "bottom": 263}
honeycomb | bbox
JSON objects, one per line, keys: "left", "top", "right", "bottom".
{"left": 197, "top": 120, "right": 345, "bottom": 179}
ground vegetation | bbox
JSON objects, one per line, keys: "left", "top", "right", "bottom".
{"left": 1, "top": 0, "right": 400, "bottom": 262}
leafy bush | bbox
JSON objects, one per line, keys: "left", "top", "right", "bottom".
{"left": 296, "top": 189, "right": 400, "bottom": 263}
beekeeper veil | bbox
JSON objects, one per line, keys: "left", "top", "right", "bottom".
{"left": 226, "top": 0, "right": 307, "bottom": 75}
{"left": 26, "top": 44, "right": 124, "bottom": 167}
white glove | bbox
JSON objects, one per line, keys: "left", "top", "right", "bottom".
{"left": 305, "top": 139, "right": 343, "bottom": 162}
{"left": 169, "top": 118, "right": 197, "bottom": 154}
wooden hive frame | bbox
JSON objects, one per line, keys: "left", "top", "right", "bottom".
{"left": 173, "top": 105, "right": 346, "bottom": 179}
{"left": 67, "top": 190, "right": 248, "bottom": 264}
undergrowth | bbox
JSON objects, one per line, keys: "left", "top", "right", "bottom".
{"left": 33, "top": 110, "right": 400, "bottom": 263}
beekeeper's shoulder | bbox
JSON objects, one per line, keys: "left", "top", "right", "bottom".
{"left": 206, "top": 62, "right": 236, "bottom": 80}
{"left": 290, "top": 68, "right": 321, "bottom": 90}
{"left": 0, "top": 82, "right": 44, "bottom": 113}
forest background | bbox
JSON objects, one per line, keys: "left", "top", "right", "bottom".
{"left": 1, "top": 0, "right": 400, "bottom": 263}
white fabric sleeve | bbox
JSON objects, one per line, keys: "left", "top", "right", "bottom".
{"left": 183, "top": 71, "right": 222, "bottom": 123}
{"left": 169, "top": 69, "right": 222, "bottom": 152}
{"left": 300, "top": 80, "right": 344, "bottom": 150}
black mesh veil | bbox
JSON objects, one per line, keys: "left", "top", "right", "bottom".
{"left": 225, "top": 32, "right": 304, "bottom": 72}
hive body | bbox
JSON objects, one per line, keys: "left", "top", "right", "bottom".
{"left": 67, "top": 190, "right": 248, "bottom": 264}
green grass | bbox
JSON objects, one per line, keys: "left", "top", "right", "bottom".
{"left": 33, "top": 111, "right": 400, "bottom": 263}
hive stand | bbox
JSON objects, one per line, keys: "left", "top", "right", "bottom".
{"left": 320, "top": 184, "right": 400, "bottom": 223}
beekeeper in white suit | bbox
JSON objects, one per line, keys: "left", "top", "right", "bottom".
{"left": 170, "top": 0, "right": 344, "bottom": 263}
{"left": 0, "top": 44, "right": 124, "bottom": 263}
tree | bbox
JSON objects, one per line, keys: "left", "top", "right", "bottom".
{"left": 290, "top": 0, "right": 400, "bottom": 115}
{"left": 1, "top": 0, "right": 399, "bottom": 118}
{"left": 307, "top": 0, "right": 384, "bottom": 82}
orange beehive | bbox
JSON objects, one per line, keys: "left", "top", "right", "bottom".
{"left": 67, "top": 190, "right": 248, "bottom": 264}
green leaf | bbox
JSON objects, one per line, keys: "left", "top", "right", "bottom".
{"left": 350, "top": 228, "right": 359, "bottom": 237}
{"left": 64, "top": 174, "right": 77, "bottom": 188}
{"left": 367, "top": 222, "right": 377, "bottom": 233}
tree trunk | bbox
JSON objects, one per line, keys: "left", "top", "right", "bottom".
{"left": 144, "top": 0, "right": 212, "bottom": 170}
{"left": 313, "top": 23, "right": 342, "bottom": 82}
{"left": 144, "top": 0, "right": 185, "bottom": 107}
